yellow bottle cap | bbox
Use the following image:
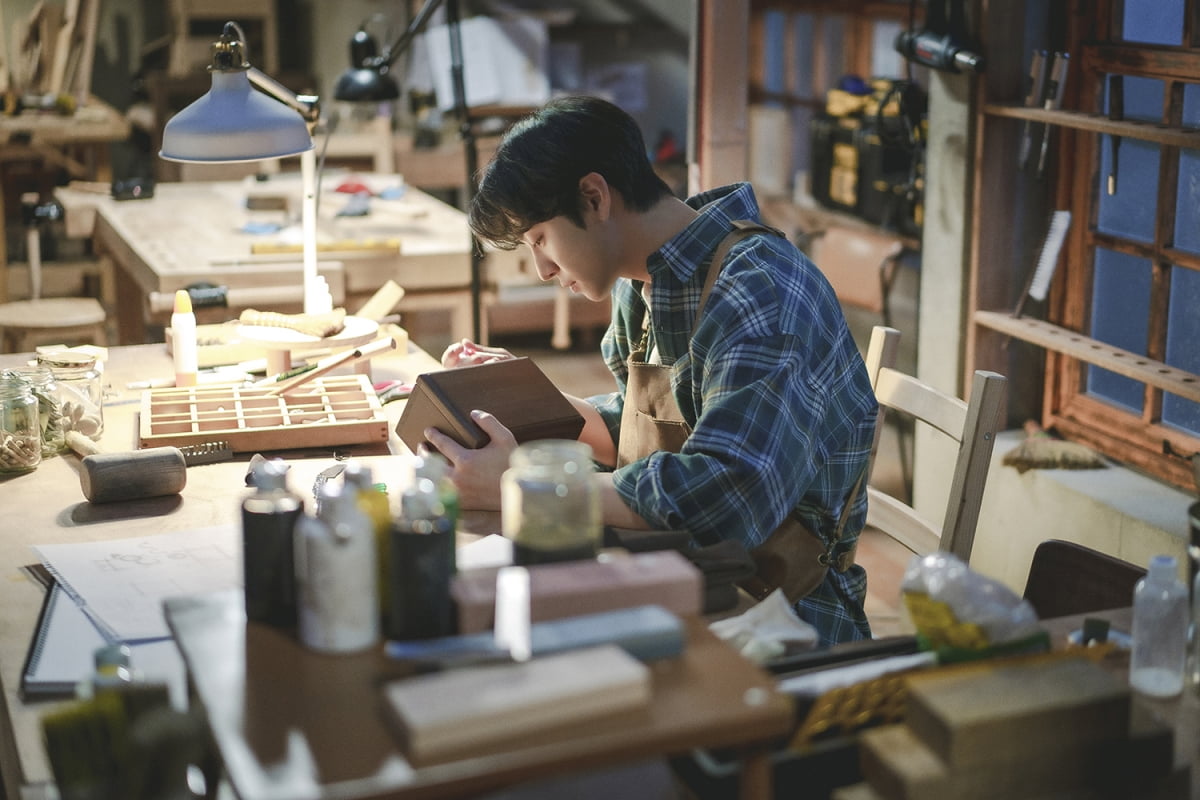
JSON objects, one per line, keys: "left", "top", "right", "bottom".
{"left": 174, "top": 289, "right": 192, "bottom": 314}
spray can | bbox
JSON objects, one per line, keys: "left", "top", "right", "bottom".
{"left": 242, "top": 459, "right": 303, "bottom": 628}
{"left": 295, "top": 482, "right": 380, "bottom": 653}
{"left": 386, "top": 475, "right": 455, "bottom": 641}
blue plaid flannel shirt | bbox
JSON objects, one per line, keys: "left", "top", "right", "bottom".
{"left": 588, "top": 182, "right": 877, "bottom": 644}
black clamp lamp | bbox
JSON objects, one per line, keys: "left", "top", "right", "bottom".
{"left": 333, "top": 0, "right": 486, "bottom": 343}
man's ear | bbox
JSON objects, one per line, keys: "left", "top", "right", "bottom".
{"left": 578, "top": 172, "right": 611, "bottom": 220}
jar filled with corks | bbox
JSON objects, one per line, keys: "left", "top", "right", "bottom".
{"left": 0, "top": 374, "right": 42, "bottom": 474}
{"left": 37, "top": 352, "right": 103, "bottom": 440}
{"left": 6, "top": 366, "right": 65, "bottom": 456}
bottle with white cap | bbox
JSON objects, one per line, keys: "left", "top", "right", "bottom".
{"left": 1130, "top": 554, "right": 1188, "bottom": 698}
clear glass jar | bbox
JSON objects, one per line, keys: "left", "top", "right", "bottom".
{"left": 501, "top": 439, "right": 600, "bottom": 565}
{"left": 37, "top": 352, "right": 103, "bottom": 439}
{"left": 5, "top": 366, "right": 65, "bottom": 456}
{"left": 0, "top": 376, "right": 43, "bottom": 474}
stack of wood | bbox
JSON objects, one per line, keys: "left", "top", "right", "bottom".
{"left": 834, "top": 656, "right": 1185, "bottom": 800}
{"left": 3, "top": 0, "right": 100, "bottom": 100}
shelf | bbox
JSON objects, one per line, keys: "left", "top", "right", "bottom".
{"left": 974, "top": 310, "right": 1200, "bottom": 403}
{"left": 983, "top": 104, "right": 1200, "bottom": 149}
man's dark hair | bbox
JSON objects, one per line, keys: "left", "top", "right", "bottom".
{"left": 468, "top": 95, "right": 674, "bottom": 249}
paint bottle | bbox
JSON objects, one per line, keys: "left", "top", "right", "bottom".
{"left": 415, "top": 453, "right": 460, "bottom": 530}
{"left": 342, "top": 461, "right": 392, "bottom": 627}
{"left": 171, "top": 289, "right": 198, "bottom": 388}
{"left": 241, "top": 459, "right": 302, "bottom": 629}
{"left": 386, "top": 475, "right": 455, "bottom": 641}
{"left": 296, "top": 482, "right": 379, "bottom": 653}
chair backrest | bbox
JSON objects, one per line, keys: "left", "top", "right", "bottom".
{"left": 863, "top": 325, "right": 1007, "bottom": 562}
{"left": 1022, "top": 539, "right": 1145, "bottom": 619}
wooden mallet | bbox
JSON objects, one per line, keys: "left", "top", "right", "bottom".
{"left": 66, "top": 431, "right": 187, "bottom": 504}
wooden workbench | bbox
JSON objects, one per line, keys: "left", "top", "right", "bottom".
{"left": 0, "top": 341, "right": 793, "bottom": 800}
{"left": 55, "top": 175, "right": 479, "bottom": 346}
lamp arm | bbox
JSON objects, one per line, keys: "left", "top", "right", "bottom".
{"left": 247, "top": 67, "right": 320, "bottom": 125}
{"left": 376, "top": 0, "right": 447, "bottom": 69}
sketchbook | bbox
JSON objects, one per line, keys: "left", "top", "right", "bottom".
{"left": 19, "top": 577, "right": 190, "bottom": 703}
{"left": 20, "top": 580, "right": 108, "bottom": 699}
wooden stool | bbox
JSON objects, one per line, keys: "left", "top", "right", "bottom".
{"left": 0, "top": 297, "right": 107, "bottom": 352}
{"left": 0, "top": 194, "right": 107, "bottom": 353}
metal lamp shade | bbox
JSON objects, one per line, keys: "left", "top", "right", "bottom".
{"left": 160, "top": 70, "right": 314, "bottom": 162}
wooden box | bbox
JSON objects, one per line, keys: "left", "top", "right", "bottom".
{"left": 395, "top": 358, "right": 583, "bottom": 453}
{"left": 140, "top": 374, "right": 389, "bottom": 452}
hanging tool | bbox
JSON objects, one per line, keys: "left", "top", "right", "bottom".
{"left": 1013, "top": 210, "right": 1072, "bottom": 319}
{"left": 1018, "top": 50, "right": 1049, "bottom": 169}
{"left": 1107, "top": 74, "right": 1124, "bottom": 195}
{"left": 1036, "top": 52, "right": 1070, "bottom": 178}
{"left": 894, "top": 0, "right": 985, "bottom": 73}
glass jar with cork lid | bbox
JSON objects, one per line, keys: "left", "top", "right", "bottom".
{"left": 37, "top": 352, "right": 104, "bottom": 440}
{"left": 6, "top": 366, "right": 65, "bottom": 456}
{"left": 0, "top": 374, "right": 43, "bottom": 474}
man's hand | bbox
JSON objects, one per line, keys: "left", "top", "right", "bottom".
{"left": 441, "top": 339, "right": 516, "bottom": 368}
{"left": 421, "top": 410, "right": 516, "bottom": 510}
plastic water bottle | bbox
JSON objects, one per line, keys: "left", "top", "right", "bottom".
{"left": 1130, "top": 554, "right": 1188, "bottom": 698}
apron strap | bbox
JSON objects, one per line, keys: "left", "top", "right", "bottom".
{"left": 692, "top": 220, "right": 786, "bottom": 337}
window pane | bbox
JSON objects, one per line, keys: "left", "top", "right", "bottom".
{"left": 1096, "top": 76, "right": 1163, "bottom": 244}
{"left": 1174, "top": 85, "right": 1200, "bottom": 254}
{"left": 1164, "top": 266, "right": 1200, "bottom": 434}
{"left": 823, "top": 16, "right": 848, "bottom": 94}
{"left": 1122, "top": 0, "right": 1184, "bottom": 46}
{"left": 764, "top": 10, "right": 787, "bottom": 100}
{"left": 1086, "top": 248, "right": 1151, "bottom": 412}
{"left": 872, "top": 20, "right": 905, "bottom": 78}
{"left": 792, "top": 14, "right": 815, "bottom": 99}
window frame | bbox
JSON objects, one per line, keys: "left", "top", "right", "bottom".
{"left": 1045, "top": 6, "right": 1200, "bottom": 490}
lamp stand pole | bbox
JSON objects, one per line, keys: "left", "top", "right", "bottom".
{"left": 444, "top": 0, "right": 483, "bottom": 343}
{"left": 301, "top": 146, "right": 321, "bottom": 315}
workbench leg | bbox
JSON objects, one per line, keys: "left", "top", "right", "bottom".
{"left": 113, "top": 264, "right": 145, "bottom": 345}
{"left": 738, "top": 750, "right": 773, "bottom": 800}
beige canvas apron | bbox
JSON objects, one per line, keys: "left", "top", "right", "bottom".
{"left": 616, "top": 220, "right": 861, "bottom": 603}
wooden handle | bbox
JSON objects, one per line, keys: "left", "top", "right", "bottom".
{"left": 65, "top": 430, "right": 103, "bottom": 457}
{"left": 79, "top": 448, "right": 188, "bottom": 504}
{"left": 268, "top": 336, "right": 396, "bottom": 396}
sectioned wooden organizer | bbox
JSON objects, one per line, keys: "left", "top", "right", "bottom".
{"left": 139, "top": 375, "right": 389, "bottom": 452}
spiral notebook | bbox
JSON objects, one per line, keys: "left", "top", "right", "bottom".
{"left": 20, "top": 579, "right": 107, "bottom": 699}
{"left": 19, "top": 569, "right": 189, "bottom": 702}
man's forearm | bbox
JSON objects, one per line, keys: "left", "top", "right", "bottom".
{"left": 565, "top": 394, "right": 618, "bottom": 467}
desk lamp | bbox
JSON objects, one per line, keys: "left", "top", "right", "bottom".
{"left": 332, "top": 0, "right": 485, "bottom": 342}
{"left": 159, "top": 23, "right": 326, "bottom": 315}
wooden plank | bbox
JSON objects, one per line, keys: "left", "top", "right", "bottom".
{"left": 904, "top": 657, "right": 1131, "bottom": 769}
{"left": 974, "top": 310, "right": 1200, "bottom": 404}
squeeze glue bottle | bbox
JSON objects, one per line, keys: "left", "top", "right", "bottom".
{"left": 295, "top": 482, "right": 379, "bottom": 653}
{"left": 170, "top": 289, "right": 198, "bottom": 388}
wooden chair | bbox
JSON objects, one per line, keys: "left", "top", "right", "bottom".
{"left": 862, "top": 325, "right": 1007, "bottom": 562}
{"left": 1022, "top": 539, "right": 1145, "bottom": 619}
{"left": 0, "top": 193, "right": 106, "bottom": 353}
{"left": 802, "top": 225, "right": 912, "bottom": 326}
